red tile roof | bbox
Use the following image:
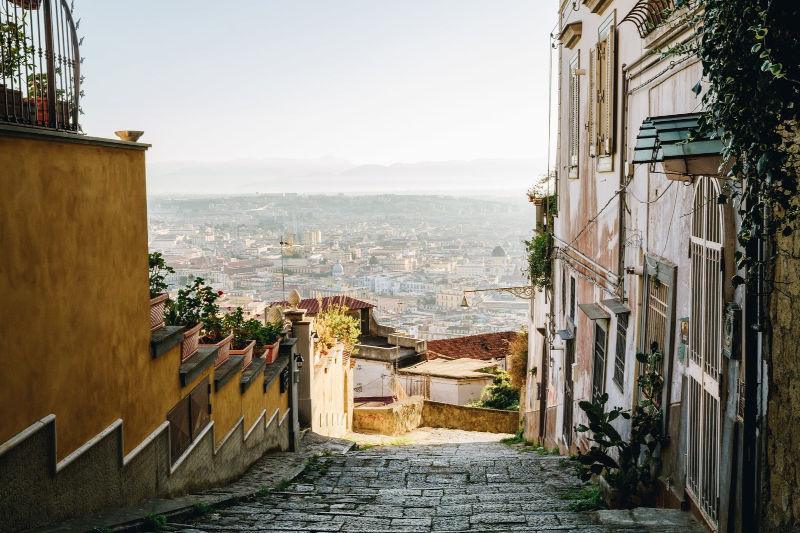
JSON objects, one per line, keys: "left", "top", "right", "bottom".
{"left": 269, "top": 295, "right": 374, "bottom": 314}
{"left": 427, "top": 331, "right": 518, "bottom": 361}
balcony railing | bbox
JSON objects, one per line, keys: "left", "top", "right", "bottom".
{"left": 1, "top": 0, "right": 81, "bottom": 131}
{"left": 621, "top": 0, "right": 676, "bottom": 39}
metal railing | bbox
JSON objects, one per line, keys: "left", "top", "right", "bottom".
{"left": 621, "top": 0, "right": 676, "bottom": 39}
{"left": 1, "top": 0, "right": 81, "bottom": 131}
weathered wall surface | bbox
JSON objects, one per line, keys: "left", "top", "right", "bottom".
{"left": 422, "top": 401, "right": 519, "bottom": 434}
{"left": 353, "top": 397, "right": 424, "bottom": 435}
{"left": 765, "top": 209, "right": 800, "bottom": 530}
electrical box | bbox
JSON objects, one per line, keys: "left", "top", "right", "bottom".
{"left": 722, "top": 302, "right": 741, "bottom": 360}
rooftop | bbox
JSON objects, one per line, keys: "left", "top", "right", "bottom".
{"left": 398, "top": 358, "right": 498, "bottom": 379}
{"left": 427, "top": 331, "right": 517, "bottom": 361}
{"left": 269, "top": 295, "right": 375, "bottom": 314}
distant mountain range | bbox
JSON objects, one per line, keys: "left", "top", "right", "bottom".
{"left": 146, "top": 157, "right": 542, "bottom": 195}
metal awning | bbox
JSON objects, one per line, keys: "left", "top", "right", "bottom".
{"left": 556, "top": 329, "right": 575, "bottom": 340}
{"left": 601, "top": 298, "right": 631, "bottom": 315}
{"left": 633, "top": 113, "right": 725, "bottom": 179}
{"left": 578, "top": 303, "right": 611, "bottom": 320}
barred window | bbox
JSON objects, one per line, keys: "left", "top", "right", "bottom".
{"left": 592, "top": 321, "right": 607, "bottom": 398}
{"left": 613, "top": 313, "right": 628, "bottom": 389}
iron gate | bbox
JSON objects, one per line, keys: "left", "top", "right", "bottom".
{"left": 687, "top": 176, "right": 724, "bottom": 526}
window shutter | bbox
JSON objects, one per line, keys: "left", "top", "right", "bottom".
{"left": 603, "top": 27, "right": 615, "bottom": 155}
{"left": 588, "top": 48, "right": 596, "bottom": 157}
{"left": 568, "top": 54, "right": 580, "bottom": 178}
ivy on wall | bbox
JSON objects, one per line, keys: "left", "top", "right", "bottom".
{"left": 670, "top": 0, "right": 800, "bottom": 283}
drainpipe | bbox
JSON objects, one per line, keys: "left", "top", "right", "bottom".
{"left": 741, "top": 186, "right": 765, "bottom": 531}
{"left": 618, "top": 62, "right": 630, "bottom": 298}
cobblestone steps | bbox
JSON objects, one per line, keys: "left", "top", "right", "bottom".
{"left": 188, "top": 441, "right": 706, "bottom": 532}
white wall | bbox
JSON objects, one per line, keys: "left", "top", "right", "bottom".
{"left": 352, "top": 359, "right": 393, "bottom": 398}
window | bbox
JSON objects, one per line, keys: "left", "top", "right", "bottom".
{"left": 592, "top": 321, "right": 607, "bottom": 398}
{"left": 561, "top": 267, "right": 567, "bottom": 317}
{"left": 613, "top": 313, "right": 628, "bottom": 389}
{"left": 570, "top": 276, "right": 576, "bottom": 321}
{"left": 568, "top": 53, "right": 580, "bottom": 179}
{"left": 591, "top": 13, "right": 616, "bottom": 169}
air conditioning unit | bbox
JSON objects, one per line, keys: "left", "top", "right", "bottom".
{"left": 722, "top": 302, "right": 741, "bottom": 360}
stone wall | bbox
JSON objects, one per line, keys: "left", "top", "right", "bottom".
{"left": 764, "top": 222, "right": 800, "bottom": 530}
{"left": 353, "top": 397, "right": 424, "bottom": 435}
{"left": 422, "top": 401, "right": 519, "bottom": 434}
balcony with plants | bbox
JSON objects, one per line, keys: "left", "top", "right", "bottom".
{"left": 1, "top": 0, "right": 82, "bottom": 131}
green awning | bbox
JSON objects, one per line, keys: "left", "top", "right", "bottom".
{"left": 633, "top": 113, "right": 723, "bottom": 166}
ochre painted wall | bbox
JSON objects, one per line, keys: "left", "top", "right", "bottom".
{"left": 242, "top": 374, "right": 264, "bottom": 431}
{"left": 0, "top": 135, "right": 159, "bottom": 460}
{"left": 212, "top": 376, "right": 243, "bottom": 444}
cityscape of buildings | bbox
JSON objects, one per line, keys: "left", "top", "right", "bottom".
{"left": 148, "top": 193, "right": 534, "bottom": 340}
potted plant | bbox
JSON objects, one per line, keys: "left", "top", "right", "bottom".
{"left": 224, "top": 307, "right": 257, "bottom": 369}
{"left": 26, "top": 72, "right": 70, "bottom": 127}
{"left": 149, "top": 252, "right": 173, "bottom": 331}
{"left": 573, "top": 343, "right": 667, "bottom": 508}
{"left": 165, "top": 277, "right": 219, "bottom": 362}
{"left": 249, "top": 316, "right": 284, "bottom": 364}
{"left": 197, "top": 289, "right": 233, "bottom": 369}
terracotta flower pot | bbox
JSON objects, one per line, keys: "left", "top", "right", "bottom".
{"left": 1, "top": 86, "right": 25, "bottom": 121}
{"left": 231, "top": 340, "right": 256, "bottom": 370}
{"left": 150, "top": 293, "right": 169, "bottom": 332}
{"left": 262, "top": 340, "right": 280, "bottom": 364}
{"left": 200, "top": 334, "right": 234, "bottom": 369}
{"left": 180, "top": 323, "right": 202, "bottom": 363}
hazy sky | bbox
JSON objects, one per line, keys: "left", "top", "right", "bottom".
{"left": 79, "top": 1, "right": 555, "bottom": 170}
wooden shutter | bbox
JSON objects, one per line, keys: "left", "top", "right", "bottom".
{"left": 588, "top": 48, "right": 596, "bottom": 157}
{"left": 592, "top": 321, "right": 607, "bottom": 398}
{"left": 568, "top": 54, "right": 580, "bottom": 178}
{"left": 603, "top": 27, "right": 615, "bottom": 155}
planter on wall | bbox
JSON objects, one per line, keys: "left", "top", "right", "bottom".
{"left": 150, "top": 293, "right": 169, "bottom": 331}
{"left": 231, "top": 340, "right": 256, "bottom": 370}
{"left": 261, "top": 340, "right": 280, "bottom": 364}
{"left": 180, "top": 323, "right": 202, "bottom": 363}
{"left": 27, "top": 97, "right": 70, "bottom": 127}
{"left": 200, "top": 334, "right": 233, "bottom": 369}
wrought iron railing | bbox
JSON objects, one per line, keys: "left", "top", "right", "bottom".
{"left": 621, "top": 0, "right": 676, "bottom": 39}
{"left": 0, "top": 0, "right": 81, "bottom": 131}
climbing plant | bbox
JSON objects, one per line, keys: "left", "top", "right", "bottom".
{"left": 665, "top": 0, "right": 800, "bottom": 284}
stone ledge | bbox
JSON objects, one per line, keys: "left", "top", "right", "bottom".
{"left": 241, "top": 357, "right": 267, "bottom": 394}
{"left": 214, "top": 356, "right": 244, "bottom": 392}
{"left": 150, "top": 326, "right": 184, "bottom": 359}
{"left": 279, "top": 338, "right": 297, "bottom": 355}
{"left": 0, "top": 123, "right": 151, "bottom": 150}
{"left": 264, "top": 354, "right": 290, "bottom": 393}
{"left": 179, "top": 346, "right": 218, "bottom": 387}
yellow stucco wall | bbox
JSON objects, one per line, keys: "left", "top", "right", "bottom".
{"left": 212, "top": 375, "right": 243, "bottom": 445}
{"left": 242, "top": 375, "right": 264, "bottom": 431}
{"left": 0, "top": 134, "right": 164, "bottom": 460}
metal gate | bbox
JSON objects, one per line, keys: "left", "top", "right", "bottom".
{"left": 563, "top": 339, "right": 575, "bottom": 447}
{"left": 687, "top": 176, "right": 723, "bottom": 526}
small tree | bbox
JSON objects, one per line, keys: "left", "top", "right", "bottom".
{"left": 314, "top": 301, "right": 360, "bottom": 355}
{"left": 469, "top": 369, "right": 520, "bottom": 411}
{"left": 506, "top": 327, "right": 529, "bottom": 390}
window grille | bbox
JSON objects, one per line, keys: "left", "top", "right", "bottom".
{"left": 686, "top": 176, "right": 724, "bottom": 526}
{"left": 613, "top": 313, "right": 628, "bottom": 389}
{"left": 570, "top": 276, "right": 576, "bottom": 321}
{"left": 592, "top": 322, "right": 607, "bottom": 398}
{"left": 563, "top": 339, "right": 575, "bottom": 447}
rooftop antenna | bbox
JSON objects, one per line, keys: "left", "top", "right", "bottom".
{"left": 279, "top": 234, "right": 294, "bottom": 301}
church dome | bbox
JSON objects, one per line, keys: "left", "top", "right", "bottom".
{"left": 332, "top": 263, "right": 344, "bottom": 276}
{"left": 491, "top": 246, "right": 507, "bottom": 257}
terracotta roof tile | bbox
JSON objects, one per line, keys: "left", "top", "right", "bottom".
{"left": 269, "top": 295, "right": 374, "bottom": 314}
{"left": 426, "top": 331, "right": 518, "bottom": 361}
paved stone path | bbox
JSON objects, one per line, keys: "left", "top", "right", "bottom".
{"left": 186, "top": 439, "right": 705, "bottom": 532}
